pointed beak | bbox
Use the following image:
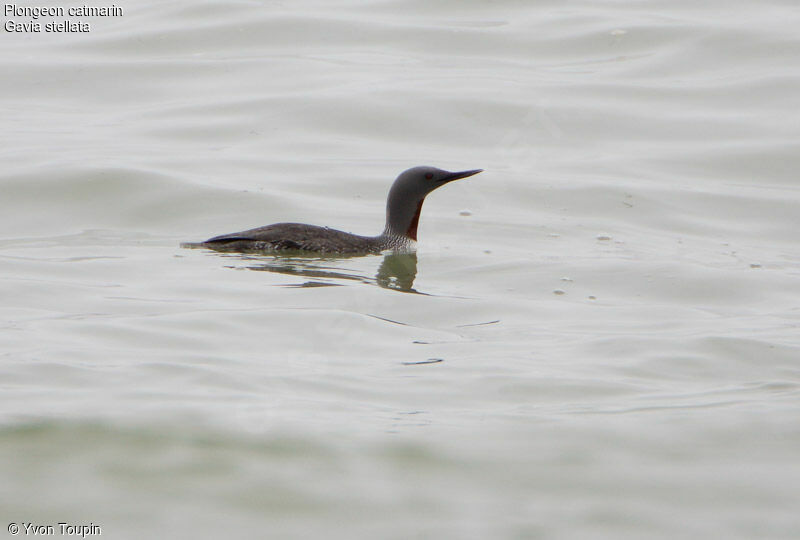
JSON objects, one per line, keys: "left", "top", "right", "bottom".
{"left": 441, "top": 168, "right": 483, "bottom": 183}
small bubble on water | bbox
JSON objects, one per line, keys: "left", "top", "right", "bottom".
{"left": 560, "top": 277, "right": 573, "bottom": 282}
{"left": 750, "top": 263, "right": 762, "bottom": 268}
{"left": 596, "top": 233, "right": 612, "bottom": 241}
{"left": 588, "top": 295, "right": 597, "bottom": 300}
{"left": 459, "top": 209, "right": 472, "bottom": 216}
{"left": 553, "top": 289, "right": 566, "bottom": 295}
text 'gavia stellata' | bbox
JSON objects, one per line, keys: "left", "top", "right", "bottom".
{"left": 184, "top": 166, "right": 482, "bottom": 254}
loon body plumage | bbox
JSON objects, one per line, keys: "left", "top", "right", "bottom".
{"left": 185, "top": 166, "right": 482, "bottom": 254}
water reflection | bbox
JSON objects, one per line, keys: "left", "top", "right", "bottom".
{"left": 214, "top": 251, "right": 421, "bottom": 293}
{"left": 376, "top": 252, "right": 417, "bottom": 291}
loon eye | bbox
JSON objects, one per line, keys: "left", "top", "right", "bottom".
{"left": 425, "top": 172, "right": 433, "bottom": 180}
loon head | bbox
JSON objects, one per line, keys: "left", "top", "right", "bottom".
{"left": 383, "top": 166, "right": 483, "bottom": 242}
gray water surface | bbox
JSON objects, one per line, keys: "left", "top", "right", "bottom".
{"left": 1, "top": 1, "right": 799, "bottom": 538}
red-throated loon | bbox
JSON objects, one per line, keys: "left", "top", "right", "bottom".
{"left": 183, "top": 166, "right": 482, "bottom": 254}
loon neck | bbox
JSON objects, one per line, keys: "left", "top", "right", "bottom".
{"left": 375, "top": 231, "right": 416, "bottom": 251}
{"left": 384, "top": 176, "right": 427, "bottom": 241}
{"left": 383, "top": 198, "right": 424, "bottom": 243}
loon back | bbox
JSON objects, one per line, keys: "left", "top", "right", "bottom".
{"left": 200, "top": 223, "right": 386, "bottom": 253}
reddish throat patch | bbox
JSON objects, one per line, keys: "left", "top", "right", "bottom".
{"left": 406, "top": 200, "right": 424, "bottom": 241}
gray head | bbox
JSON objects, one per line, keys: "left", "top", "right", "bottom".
{"left": 383, "top": 166, "right": 483, "bottom": 241}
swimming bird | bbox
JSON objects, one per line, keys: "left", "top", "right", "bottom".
{"left": 184, "top": 166, "right": 482, "bottom": 254}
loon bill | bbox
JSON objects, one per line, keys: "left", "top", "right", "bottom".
{"left": 183, "top": 166, "right": 483, "bottom": 254}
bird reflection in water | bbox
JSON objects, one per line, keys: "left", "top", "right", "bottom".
{"left": 216, "top": 251, "right": 421, "bottom": 293}
{"left": 374, "top": 252, "right": 418, "bottom": 291}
